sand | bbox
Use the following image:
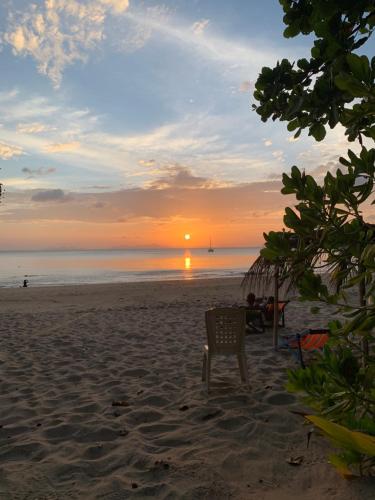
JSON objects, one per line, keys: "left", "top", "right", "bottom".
{"left": 0, "top": 278, "right": 373, "bottom": 499}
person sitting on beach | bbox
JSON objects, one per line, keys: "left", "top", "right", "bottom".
{"left": 246, "top": 292, "right": 256, "bottom": 308}
{"left": 23, "top": 279, "right": 29, "bottom": 288}
{"left": 246, "top": 292, "right": 264, "bottom": 309}
{"left": 245, "top": 292, "right": 264, "bottom": 333}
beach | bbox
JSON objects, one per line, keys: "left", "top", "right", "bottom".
{"left": 0, "top": 278, "right": 372, "bottom": 499}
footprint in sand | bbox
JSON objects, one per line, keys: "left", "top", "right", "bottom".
{"left": 82, "top": 442, "right": 116, "bottom": 460}
{"left": 122, "top": 368, "right": 149, "bottom": 377}
{"left": 138, "top": 395, "right": 170, "bottom": 407}
{"left": 215, "top": 415, "right": 249, "bottom": 431}
{"left": 78, "top": 427, "right": 119, "bottom": 443}
{"left": 266, "top": 392, "right": 296, "bottom": 405}
{"left": 43, "top": 423, "right": 78, "bottom": 441}
{"left": 126, "top": 409, "right": 164, "bottom": 425}
{"left": 0, "top": 442, "right": 47, "bottom": 462}
{"left": 137, "top": 423, "right": 179, "bottom": 435}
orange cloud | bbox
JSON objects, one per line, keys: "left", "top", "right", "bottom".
{"left": 44, "top": 141, "right": 80, "bottom": 153}
{"left": 1, "top": 168, "right": 288, "bottom": 249}
{"left": 0, "top": 141, "right": 23, "bottom": 159}
{"left": 17, "top": 122, "right": 54, "bottom": 134}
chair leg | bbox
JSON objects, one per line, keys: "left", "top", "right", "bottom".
{"left": 238, "top": 353, "right": 249, "bottom": 385}
{"left": 242, "top": 354, "right": 249, "bottom": 386}
{"left": 297, "top": 335, "right": 306, "bottom": 369}
{"left": 237, "top": 354, "right": 244, "bottom": 382}
{"left": 260, "top": 314, "right": 265, "bottom": 332}
{"left": 237, "top": 353, "right": 245, "bottom": 382}
{"left": 206, "top": 354, "right": 211, "bottom": 392}
{"left": 202, "top": 352, "right": 207, "bottom": 381}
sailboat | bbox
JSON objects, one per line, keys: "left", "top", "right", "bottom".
{"left": 208, "top": 237, "right": 214, "bottom": 253}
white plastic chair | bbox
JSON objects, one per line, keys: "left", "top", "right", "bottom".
{"left": 202, "top": 308, "right": 249, "bottom": 391}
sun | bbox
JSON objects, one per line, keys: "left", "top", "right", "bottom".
{"left": 184, "top": 233, "right": 191, "bottom": 241}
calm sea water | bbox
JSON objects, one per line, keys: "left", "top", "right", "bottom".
{"left": 0, "top": 248, "right": 260, "bottom": 287}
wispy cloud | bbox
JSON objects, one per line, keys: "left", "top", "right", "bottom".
{"left": 5, "top": 176, "right": 285, "bottom": 225}
{"left": 113, "top": 5, "right": 170, "bottom": 52}
{"left": 120, "top": 7, "right": 299, "bottom": 85}
{"left": 0, "top": 88, "right": 284, "bottom": 191}
{"left": 138, "top": 159, "right": 156, "bottom": 167}
{"left": 22, "top": 167, "right": 56, "bottom": 178}
{"left": 31, "top": 188, "right": 71, "bottom": 202}
{"left": 44, "top": 141, "right": 80, "bottom": 153}
{"left": 239, "top": 81, "right": 253, "bottom": 93}
{"left": 0, "top": 141, "right": 23, "bottom": 159}
{"left": 0, "top": 89, "right": 19, "bottom": 102}
{"left": 147, "top": 164, "right": 231, "bottom": 190}
{"left": 272, "top": 150, "right": 284, "bottom": 161}
{"left": 3, "top": 0, "right": 130, "bottom": 87}
{"left": 17, "top": 122, "right": 54, "bottom": 134}
{"left": 3, "top": 177, "right": 52, "bottom": 189}
{"left": 0, "top": 92, "right": 59, "bottom": 121}
{"left": 308, "top": 160, "right": 348, "bottom": 179}
{"left": 296, "top": 126, "right": 364, "bottom": 169}
{"left": 287, "top": 135, "right": 299, "bottom": 143}
{"left": 191, "top": 19, "right": 210, "bottom": 36}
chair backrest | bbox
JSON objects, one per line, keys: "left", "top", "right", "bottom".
{"left": 264, "top": 300, "right": 289, "bottom": 320}
{"left": 264, "top": 303, "right": 273, "bottom": 319}
{"left": 205, "top": 308, "right": 246, "bottom": 354}
{"left": 278, "top": 301, "right": 289, "bottom": 312}
{"left": 300, "top": 330, "right": 329, "bottom": 350}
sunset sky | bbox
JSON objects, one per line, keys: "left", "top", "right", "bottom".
{"left": 0, "top": 0, "right": 373, "bottom": 250}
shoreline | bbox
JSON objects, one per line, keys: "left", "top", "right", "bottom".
{"left": 2, "top": 275, "right": 243, "bottom": 289}
{"left": 0, "top": 273, "right": 246, "bottom": 291}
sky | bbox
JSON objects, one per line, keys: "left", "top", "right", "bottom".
{"left": 0, "top": 0, "right": 373, "bottom": 250}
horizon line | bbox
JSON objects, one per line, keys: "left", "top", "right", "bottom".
{"left": 0, "top": 245, "right": 263, "bottom": 253}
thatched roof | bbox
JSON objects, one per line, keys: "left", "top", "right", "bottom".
{"left": 241, "top": 221, "right": 375, "bottom": 301}
{"left": 241, "top": 255, "right": 296, "bottom": 299}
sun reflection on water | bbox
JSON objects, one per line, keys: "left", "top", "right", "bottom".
{"left": 183, "top": 250, "right": 192, "bottom": 278}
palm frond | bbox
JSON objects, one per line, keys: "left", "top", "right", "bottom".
{"left": 241, "top": 254, "right": 296, "bottom": 299}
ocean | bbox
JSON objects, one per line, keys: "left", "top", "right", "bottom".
{"left": 0, "top": 247, "right": 260, "bottom": 287}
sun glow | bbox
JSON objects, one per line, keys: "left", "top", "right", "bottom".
{"left": 184, "top": 233, "right": 191, "bottom": 241}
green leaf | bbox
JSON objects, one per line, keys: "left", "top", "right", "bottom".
{"left": 306, "top": 416, "right": 375, "bottom": 457}
{"left": 311, "top": 46, "right": 320, "bottom": 58}
{"left": 339, "top": 156, "right": 351, "bottom": 168}
{"left": 297, "top": 58, "right": 309, "bottom": 70}
{"left": 309, "top": 123, "right": 326, "bottom": 141}
{"left": 328, "top": 454, "right": 355, "bottom": 479}
{"left": 346, "top": 54, "right": 371, "bottom": 83}
{"left": 284, "top": 24, "right": 300, "bottom": 38}
{"left": 335, "top": 73, "right": 371, "bottom": 98}
{"left": 287, "top": 118, "right": 299, "bottom": 131}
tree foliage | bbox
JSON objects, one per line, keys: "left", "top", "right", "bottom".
{"left": 252, "top": 0, "right": 375, "bottom": 476}
{"left": 254, "top": 0, "right": 375, "bottom": 143}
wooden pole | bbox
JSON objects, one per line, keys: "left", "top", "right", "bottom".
{"left": 273, "top": 265, "right": 279, "bottom": 350}
{"left": 358, "top": 266, "right": 369, "bottom": 365}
